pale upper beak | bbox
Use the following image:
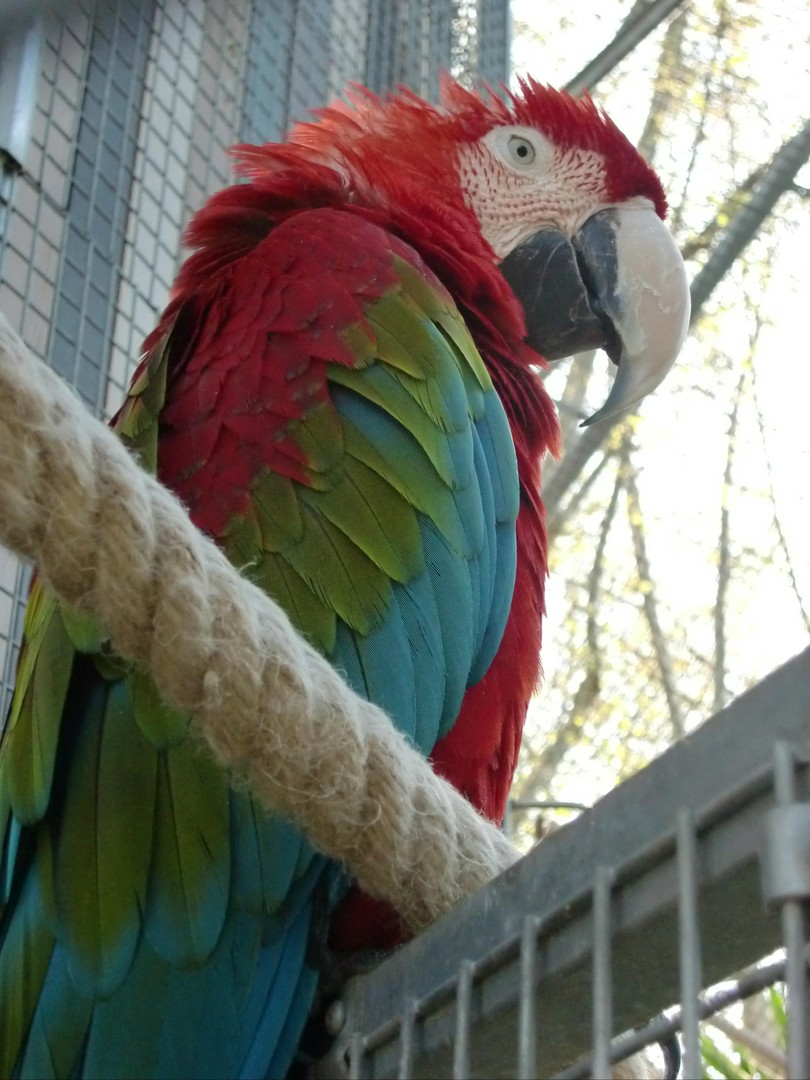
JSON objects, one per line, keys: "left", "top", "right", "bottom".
{"left": 498, "top": 202, "right": 690, "bottom": 426}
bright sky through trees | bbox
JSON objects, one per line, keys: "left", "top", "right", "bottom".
{"left": 509, "top": 0, "right": 810, "bottom": 817}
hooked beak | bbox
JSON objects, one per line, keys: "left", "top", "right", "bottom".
{"left": 499, "top": 203, "right": 690, "bottom": 426}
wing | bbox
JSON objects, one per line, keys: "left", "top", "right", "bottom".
{"left": 0, "top": 207, "right": 519, "bottom": 1077}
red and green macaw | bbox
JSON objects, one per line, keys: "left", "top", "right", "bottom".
{"left": 0, "top": 77, "right": 688, "bottom": 1077}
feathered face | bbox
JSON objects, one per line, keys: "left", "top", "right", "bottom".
{"left": 261, "top": 77, "right": 690, "bottom": 424}
{"left": 459, "top": 122, "right": 661, "bottom": 259}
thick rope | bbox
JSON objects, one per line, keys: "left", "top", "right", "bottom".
{"left": 0, "top": 312, "right": 518, "bottom": 932}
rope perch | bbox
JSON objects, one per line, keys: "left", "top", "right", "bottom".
{"left": 0, "top": 312, "right": 519, "bottom": 933}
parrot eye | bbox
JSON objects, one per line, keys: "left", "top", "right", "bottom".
{"left": 483, "top": 126, "right": 553, "bottom": 175}
{"left": 507, "top": 135, "right": 536, "bottom": 166}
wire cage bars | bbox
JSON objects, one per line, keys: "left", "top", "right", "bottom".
{"left": 314, "top": 645, "right": 810, "bottom": 1078}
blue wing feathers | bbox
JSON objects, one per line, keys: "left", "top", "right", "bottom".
{"left": 1, "top": 816, "right": 22, "bottom": 907}
{"left": 390, "top": 573, "right": 447, "bottom": 751}
{"left": 230, "top": 797, "right": 305, "bottom": 917}
{"left": 475, "top": 390, "right": 521, "bottom": 522}
{"left": 334, "top": 618, "right": 416, "bottom": 743}
{"left": 328, "top": 369, "right": 517, "bottom": 749}
{"left": 84, "top": 936, "right": 172, "bottom": 1078}
{"left": 466, "top": 424, "right": 496, "bottom": 685}
{"left": 142, "top": 746, "right": 230, "bottom": 969}
{"left": 2, "top": 867, "right": 55, "bottom": 1079}
{"left": 20, "top": 942, "right": 92, "bottom": 1079}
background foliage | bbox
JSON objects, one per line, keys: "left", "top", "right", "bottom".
{"left": 508, "top": 0, "right": 810, "bottom": 840}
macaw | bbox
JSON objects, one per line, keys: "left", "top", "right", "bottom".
{"left": 0, "top": 76, "right": 688, "bottom": 1078}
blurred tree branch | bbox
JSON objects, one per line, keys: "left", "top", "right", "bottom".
{"left": 714, "top": 366, "right": 746, "bottom": 713}
{"left": 751, "top": 335, "right": 810, "bottom": 636}
{"left": 547, "top": 448, "right": 615, "bottom": 544}
{"left": 621, "top": 432, "right": 685, "bottom": 738}
{"left": 564, "top": 0, "right": 689, "bottom": 96}
{"left": 689, "top": 117, "right": 810, "bottom": 315}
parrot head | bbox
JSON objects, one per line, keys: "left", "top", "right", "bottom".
{"left": 236, "top": 76, "right": 690, "bottom": 425}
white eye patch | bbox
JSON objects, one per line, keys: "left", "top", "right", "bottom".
{"left": 483, "top": 125, "right": 555, "bottom": 176}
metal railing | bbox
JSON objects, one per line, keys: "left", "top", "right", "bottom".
{"left": 315, "top": 645, "right": 810, "bottom": 1078}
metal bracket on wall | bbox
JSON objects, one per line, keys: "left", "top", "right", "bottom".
{"left": 761, "top": 741, "right": 810, "bottom": 1080}
{"left": 0, "top": 16, "right": 43, "bottom": 173}
{"left": 762, "top": 802, "right": 810, "bottom": 907}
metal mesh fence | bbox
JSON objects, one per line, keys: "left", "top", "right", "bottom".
{"left": 0, "top": 0, "right": 509, "bottom": 718}
{"left": 105, "top": 0, "right": 252, "bottom": 416}
{"left": 45, "top": 0, "right": 153, "bottom": 410}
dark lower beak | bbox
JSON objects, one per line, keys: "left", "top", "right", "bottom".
{"left": 499, "top": 206, "right": 690, "bottom": 425}
{"left": 499, "top": 222, "right": 622, "bottom": 365}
